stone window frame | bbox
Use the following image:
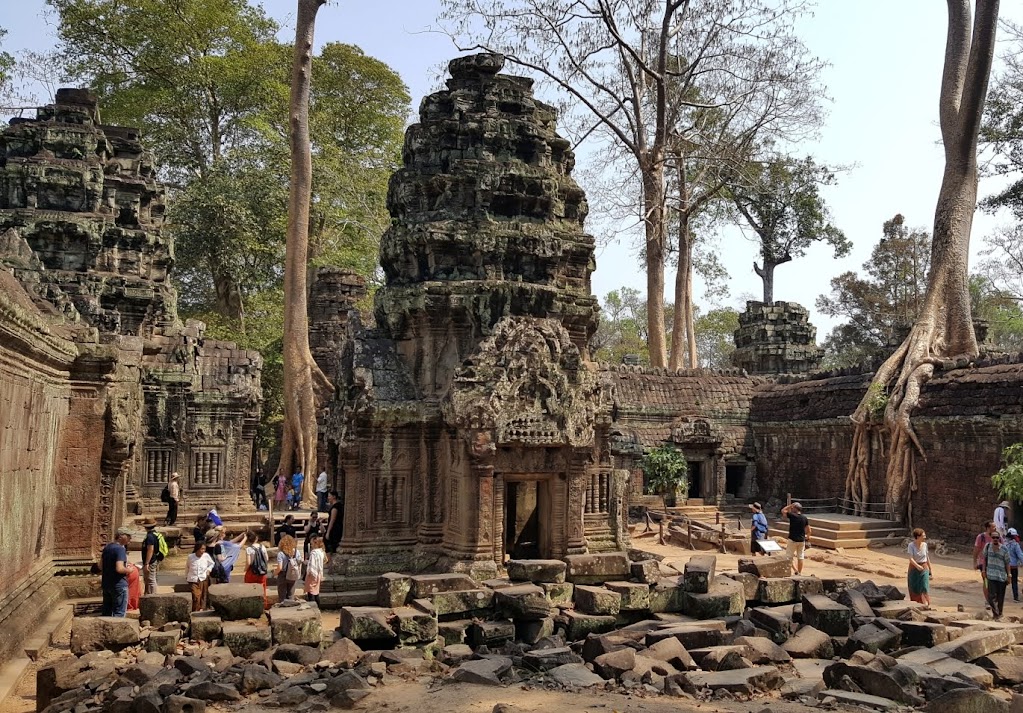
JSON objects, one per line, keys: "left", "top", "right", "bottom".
{"left": 189, "top": 447, "right": 225, "bottom": 490}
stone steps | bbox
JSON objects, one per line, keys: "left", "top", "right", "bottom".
{"left": 768, "top": 516, "right": 908, "bottom": 550}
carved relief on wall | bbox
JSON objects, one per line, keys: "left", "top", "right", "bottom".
{"left": 671, "top": 416, "right": 721, "bottom": 446}
{"left": 443, "top": 317, "right": 607, "bottom": 448}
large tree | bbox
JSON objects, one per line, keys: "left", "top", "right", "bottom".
{"left": 845, "top": 0, "right": 1000, "bottom": 523}
{"left": 280, "top": 0, "right": 332, "bottom": 505}
{"left": 731, "top": 156, "right": 849, "bottom": 303}
{"left": 0, "top": 29, "right": 13, "bottom": 88}
{"left": 440, "top": 0, "right": 824, "bottom": 368}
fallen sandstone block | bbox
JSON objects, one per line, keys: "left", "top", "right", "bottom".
{"left": 738, "top": 557, "right": 791, "bottom": 580}
{"left": 409, "top": 573, "right": 477, "bottom": 599}
{"left": 430, "top": 588, "right": 494, "bottom": 618}
{"left": 574, "top": 585, "right": 622, "bottom": 616}
{"left": 675, "top": 666, "right": 783, "bottom": 695}
{"left": 208, "top": 583, "right": 264, "bottom": 621}
{"left": 495, "top": 583, "right": 552, "bottom": 620}
{"left": 189, "top": 612, "right": 223, "bottom": 642}
{"left": 506, "top": 560, "right": 567, "bottom": 584}
{"left": 563, "top": 553, "right": 631, "bottom": 585}
{"left": 558, "top": 610, "right": 617, "bottom": 640}
{"left": 221, "top": 621, "right": 271, "bottom": 658}
{"left": 377, "top": 573, "right": 412, "bottom": 608}
{"left": 139, "top": 593, "right": 191, "bottom": 628}
{"left": 800, "top": 594, "right": 852, "bottom": 636}
{"left": 339, "top": 606, "right": 397, "bottom": 644}
{"left": 267, "top": 603, "right": 322, "bottom": 646}
{"left": 606, "top": 581, "right": 651, "bottom": 611}
{"left": 683, "top": 555, "right": 716, "bottom": 594}
{"left": 70, "top": 616, "right": 140, "bottom": 655}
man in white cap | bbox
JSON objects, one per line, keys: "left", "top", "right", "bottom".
{"left": 995, "top": 500, "right": 1011, "bottom": 538}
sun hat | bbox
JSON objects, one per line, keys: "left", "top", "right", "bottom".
{"left": 1000, "top": 500, "right": 1011, "bottom": 508}
{"left": 141, "top": 518, "right": 157, "bottom": 528}
{"left": 115, "top": 527, "right": 133, "bottom": 537}
{"left": 1010, "top": 528, "right": 1019, "bottom": 537}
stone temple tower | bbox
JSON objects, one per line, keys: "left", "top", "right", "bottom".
{"left": 326, "top": 54, "right": 625, "bottom": 592}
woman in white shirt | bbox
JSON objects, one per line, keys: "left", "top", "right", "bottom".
{"left": 186, "top": 542, "right": 215, "bottom": 611}
{"left": 907, "top": 527, "right": 932, "bottom": 607}
{"left": 304, "top": 535, "right": 327, "bottom": 605}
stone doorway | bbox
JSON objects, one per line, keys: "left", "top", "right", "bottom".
{"left": 502, "top": 476, "right": 551, "bottom": 560}
{"left": 688, "top": 461, "right": 703, "bottom": 500}
{"left": 726, "top": 465, "right": 746, "bottom": 497}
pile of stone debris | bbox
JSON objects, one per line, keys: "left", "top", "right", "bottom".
{"left": 34, "top": 556, "right": 1023, "bottom": 713}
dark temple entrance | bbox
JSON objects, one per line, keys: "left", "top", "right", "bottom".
{"left": 504, "top": 478, "right": 548, "bottom": 560}
{"left": 726, "top": 465, "right": 746, "bottom": 497}
{"left": 688, "top": 461, "right": 703, "bottom": 500}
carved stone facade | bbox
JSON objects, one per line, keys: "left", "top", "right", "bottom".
{"left": 732, "top": 301, "right": 824, "bottom": 374}
{"left": 0, "top": 88, "right": 261, "bottom": 607}
{"left": 324, "top": 54, "right": 624, "bottom": 587}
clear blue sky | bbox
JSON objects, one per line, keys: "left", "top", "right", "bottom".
{"left": 3, "top": 1, "right": 1021, "bottom": 337}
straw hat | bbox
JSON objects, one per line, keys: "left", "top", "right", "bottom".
{"left": 141, "top": 518, "right": 157, "bottom": 528}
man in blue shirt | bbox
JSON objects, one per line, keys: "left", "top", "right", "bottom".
{"left": 100, "top": 528, "right": 132, "bottom": 617}
{"left": 290, "top": 468, "right": 305, "bottom": 511}
{"left": 750, "top": 502, "right": 770, "bottom": 556}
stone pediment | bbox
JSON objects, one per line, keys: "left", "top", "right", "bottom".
{"left": 670, "top": 416, "right": 721, "bottom": 445}
{"left": 443, "top": 316, "right": 605, "bottom": 447}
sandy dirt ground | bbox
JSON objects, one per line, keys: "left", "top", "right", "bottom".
{"left": 0, "top": 537, "right": 1003, "bottom": 713}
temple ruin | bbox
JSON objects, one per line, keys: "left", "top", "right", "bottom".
{"left": 0, "top": 89, "right": 261, "bottom": 661}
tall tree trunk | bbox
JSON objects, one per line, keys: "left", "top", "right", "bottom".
{"left": 669, "top": 219, "right": 696, "bottom": 369}
{"left": 844, "top": 0, "right": 998, "bottom": 524}
{"left": 685, "top": 255, "right": 697, "bottom": 368}
{"left": 280, "top": 0, "right": 332, "bottom": 506}
{"left": 643, "top": 160, "right": 668, "bottom": 367}
{"left": 753, "top": 255, "right": 792, "bottom": 304}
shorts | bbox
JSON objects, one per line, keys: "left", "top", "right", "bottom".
{"left": 787, "top": 540, "right": 806, "bottom": 560}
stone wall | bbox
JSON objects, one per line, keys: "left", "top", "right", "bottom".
{"left": 750, "top": 357, "right": 1023, "bottom": 541}
{"left": 0, "top": 272, "right": 75, "bottom": 663}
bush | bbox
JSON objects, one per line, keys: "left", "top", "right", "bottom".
{"left": 641, "top": 446, "right": 689, "bottom": 511}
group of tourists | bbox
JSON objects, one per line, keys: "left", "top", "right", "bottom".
{"left": 99, "top": 519, "right": 169, "bottom": 617}
{"left": 971, "top": 507, "right": 1023, "bottom": 619}
{"left": 270, "top": 467, "right": 332, "bottom": 512}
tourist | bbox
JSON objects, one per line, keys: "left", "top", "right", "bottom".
{"left": 780, "top": 502, "right": 811, "bottom": 575}
{"left": 254, "top": 475, "right": 268, "bottom": 511}
{"left": 243, "top": 529, "right": 269, "bottom": 608}
{"left": 995, "top": 500, "right": 1011, "bottom": 537}
{"left": 304, "top": 511, "right": 323, "bottom": 558}
{"left": 193, "top": 514, "right": 209, "bottom": 545}
{"left": 907, "top": 528, "right": 932, "bottom": 607}
{"left": 325, "top": 490, "right": 344, "bottom": 554}
{"left": 273, "top": 472, "right": 288, "bottom": 509}
{"left": 316, "top": 469, "right": 329, "bottom": 513}
{"left": 125, "top": 560, "right": 142, "bottom": 612}
{"left": 99, "top": 528, "right": 132, "bottom": 617}
{"left": 1008, "top": 528, "right": 1023, "bottom": 602}
{"left": 186, "top": 541, "right": 215, "bottom": 612}
{"left": 218, "top": 531, "right": 249, "bottom": 583}
{"left": 275, "top": 514, "right": 298, "bottom": 547}
{"left": 207, "top": 506, "right": 224, "bottom": 532}
{"left": 140, "top": 519, "right": 161, "bottom": 595}
{"left": 974, "top": 520, "right": 997, "bottom": 603}
{"left": 290, "top": 468, "right": 305, "bottom": 510}
{"left": 166, "top": 472, "right": 180, "bottom": 526}
{"left": 304, "top": 535, "right": 326, "bottom": 605}
{"left": 205, "top": 530, "right": 227, "bottom": 583}
{"left": 984, "top": 531, "right": 1011, "bottom": 619}
{"left": 276, "top": 535, "right": 303, "bottom": 603}
{"left": 749, "top": 502, "right": 769, "bottom": 556}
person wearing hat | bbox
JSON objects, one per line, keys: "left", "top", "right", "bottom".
{"left": 780, "top": 501, "right": 812, "bottom": 575}
{"left": 749, "top": 503, "right": 769, "bottom": 556}
{"left": 141, "top": 519, "right": 162, "bottom": 595}
{"left": 995, "top": 500, "right": 1011, "bottom": 538}
{"left": 165, "top": 472, "right": 181, "bottom": 526}
{"left": 1008, "top": 527, "right": 1023, "bottom": 602}
{"left": 99, "top": 528, "right": 132, "bottom": 617}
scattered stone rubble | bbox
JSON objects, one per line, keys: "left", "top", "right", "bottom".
{"left": 45, "top": 555, "right": 1023, "bottom": 712}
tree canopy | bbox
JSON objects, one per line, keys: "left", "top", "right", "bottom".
{"left": 0, "top": 29, "right": 13, "bottom": 89}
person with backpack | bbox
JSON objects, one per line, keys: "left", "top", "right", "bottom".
{"left": 276, "top": 534, "right": 303, "bottom": 603}
{"left": 304, "top": 535, "right": 326, "bottom": 605}
{"left": 243, "top": 529, "right": 269, "bottom": 609}
{"left": 995, "top": 500, "right": 1011, "bottom": 538}
{"left": 749, "top": 503, "right": 769, "bottom": 556}
{"left": 984, "top": 531, "right": 1012, "bottom": 618}
{"left": 141, "top": 519, "right": 166, "bottom": 595}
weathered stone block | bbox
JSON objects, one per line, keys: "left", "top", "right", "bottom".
{"left": 721, "top": 572, "right": 759, "bottom": 602}
{"left": 221, "top": 621, "right": 271, "bottom": 658}
{"left": 683, "top": 555, "right": 716, "bottom": 594}
{"left": 189, "top": 612, "right": 223, "bottom": 643}
{"left": 649, "top": 577, "right": 685, "bottom": 613}
{"left": 593, "top": 648, "right": 636, "bottom": 680}
{"left": 738, "top": 557, "right": 791, "bottom": 580}
{"left": 563, "top": 553, "right": 630, "bottom": 584}
{"left": 574, "top": 585, "right": 622, "bottom": 616}
{"left": 322, "top": 638, "right": 363, "bottom": 668}
{"left": 339, "top": 606, "right": 397, "bottom": 643}
{"left": 684, "top": 579, "right": 744, "bottom": 619}
{"left": 846, "top": 621, "right": 902, "bottom": 655}
{"left": 631, "top": 559, "right": 661, "bottom": 584}
{"left": 800, "top": 594, "right": 851, "bottom": 636}
{"left": 558, "top": 610, "right": 617, "bottom": 640}
{"left": 70, "top": 616, "right": 141, "bottom": 655}
{"left": 894, "top": 621, "right": 949, "bottom": 648}
{"left": 36, "top": 657, "right": 92, "bottom": 710}
{"left": 643, "top": 636, "right": 697, "bottom": 671}
{"left": 522, "top": 647, "right": 582, "bottom": 672}
{"left": 644, "top": 622, "right": 728, "bottom": 649}
{"left": 936, "top": 628, "right": 1023, "bottom": 662}
{"left": 516, "top": 617, "right": 555, "bottom": 645}
{"left": 208, "top": 584, "right": 264, "bottom": 621}
{"left": 781, "top": 625, "right": 833, "bottom": 659}
{"left": 430, "top": 589, "right": 495, "bottom": 618}
{"left": 605, "top": 581, "right": 651, "bottom": 611}
{"left": 506, "top": 560, "right": 567, "bottom": 584}
{"left": 465, "top": 620, "right": 515, "bottom": 648}
{"left": 409, "top": 573, "right": 477, "bottom": 598}
{"left": 541, "top": 581, "right": 574, "bottom": 607}
{"left": 267, "top": 603, "right": 322, "bottom": 646}
{"left": 495, "top": 583, "right": 552, "bottom": 620}
{"left": 139, "top": 594, "right": 191, "bottom": 628}
{"left": 756, "top": 578, "right": 798, "bottom": 604}
{"left": 145, "top": 629, "right": 180, "bottom": 655}
{"left": 377, "top": 573, "right": 411, "bottom": 608}
{"left": 792, "top": 576, "right": 824, "bottom": 598}
{"left": 676, "top": 666, "right": 784, "bottom": 695}
{"left": 749, "top": 605, "right": 796, "bottom": 639}
{"left": 733, "top": 635, "right": 791, "bottom": 664}
{"left": 437, "top": 620, "right": 470, "bottom": 646}
{"left": 392, "top": 606, "right": 438, "bottom": 645}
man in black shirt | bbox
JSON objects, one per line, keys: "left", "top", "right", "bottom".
{"left": 141, "top": 520, "right": 161, "bottom": 595}
{"left": 781, "top": 501, "right": 812, "bottom": 575}
{"left": 325, "top": 490, "right": 344, "bottom": 554}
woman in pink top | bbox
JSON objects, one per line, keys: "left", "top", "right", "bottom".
{"left": 974, "top": 520, "right": 996, "bottom": 603}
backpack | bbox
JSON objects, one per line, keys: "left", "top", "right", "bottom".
{"left": 249, "top": 545, "right": 268, "bottom": 576}
{"left": 160, "top": 486, "right": 171, "bottom": 503}
{"left": 154, "top": 532, "right": 169, "bottom": 561}
{"left": 211, "top": 559, "right": 228, "bottom": 582}
{"left": 285, "top": 556, "right": 301, "bottom": 582}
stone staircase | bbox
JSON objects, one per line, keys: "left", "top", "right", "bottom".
{"left": 768, "top": 514, "right": 908, "bottom": 550}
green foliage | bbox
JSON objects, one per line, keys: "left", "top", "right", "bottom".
{"left": 594, "top": 288, "right": 650, "bottom": 364}
{"left": 980, "top": 21, "right": 1023, "bottom": 221}
{"left": 641, "top": 446, "right": 689, "bottom": 509}
{"left": 0, "top": 28, "right": 13, "bottom": 89}
{"left": 865, "top": 382, "right": 889, "bottom": 421}
{"left": 970, "top": 273, "right": 1023, "bottom": 353}
{"left": 992, "top": 443, "right": 1023, "bottom": 504}
{"left": 694, "top": 307, "right": 739, "bottom": 369}
{"left": 732, "top": 155, "right": 849, "bottom": 299}
{"left": 817, "top": 214, "right": 931, "bottom": 367}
